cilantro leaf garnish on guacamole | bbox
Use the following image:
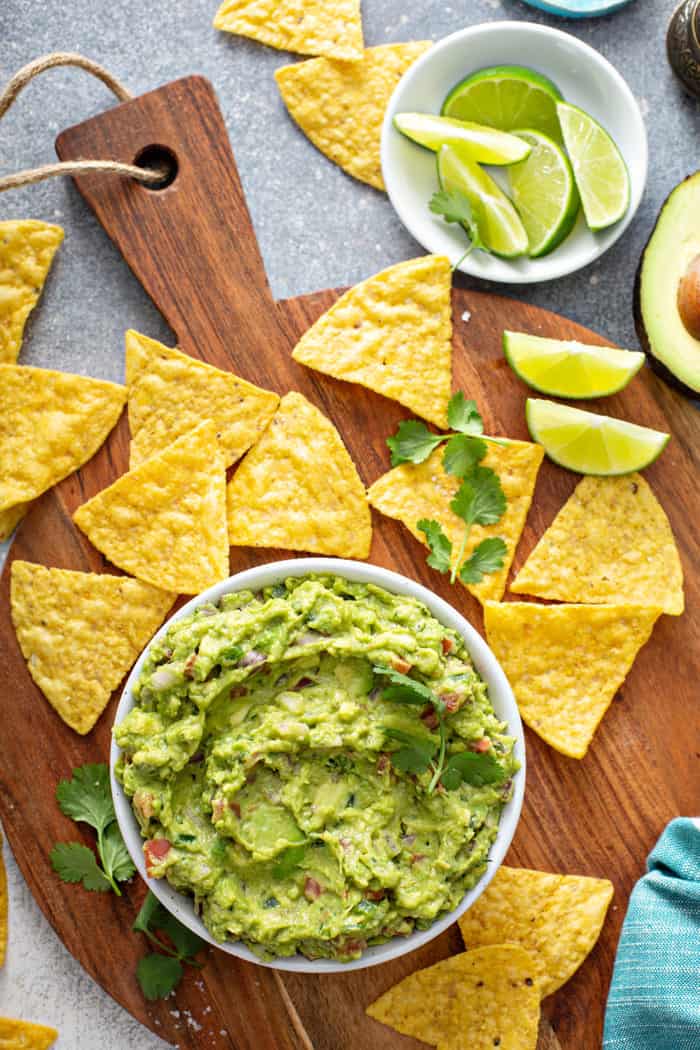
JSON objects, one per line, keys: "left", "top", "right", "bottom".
{"left": 374, "top": 665, "right": 506, "bottom": 793}
{"left": 114, "top": 575, "right": 518, "bottom": 963}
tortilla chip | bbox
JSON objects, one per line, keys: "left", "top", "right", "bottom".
{"left": 0, "top": 220, "right": 63, "bottom": 364}
{"left": 73, "top": 421, "right": 229, "bottom": 595}
{"left": 0, "top": 1018, "right": 58, "bottom": 1050}
{"left": 367, "top": 945, "right": 540, "bottom": 1049}
{"left": 292, "top": 256, "right": 452, "bottom": 427}
{"left": 0, "top": 504, "right": 31, "bottom": 543}
{"left": 213, "top": 0, "right": 363, "bottom": 60}
{"left": 0, "top": 832, "right": 7, "bottom": 968}
{"left": 368, "top": 441, "right": 544, "bottom": 604}
{"left": 11, "top": 561, "right": 174, "bottom": 734}
{"left": 484, "top": 601, "right": 660, "bottom": 758}
{"left": 125, "top": 330, "right": 279, "bottom": 468}
{"left": 511, "top": 473, "right": 683, "bottom": 616}
{"left": 228, "top": 391, "right": 371, "bottom": 558}
{"left": 458, "top": 866, "right": 614, "bottom": 998}
{"left": 275, "top": 42, "right": 432, "bottom": 189}
{"left": 0, "top": 365, "right": 125, "bottom": 513}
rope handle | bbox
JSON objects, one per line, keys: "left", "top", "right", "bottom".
{"left": 0, "top": 53, "right": 167, "bottom": 192}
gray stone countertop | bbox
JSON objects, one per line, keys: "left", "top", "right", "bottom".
{"left": 0, "top": 0, "right": 697, "bottom": 1045}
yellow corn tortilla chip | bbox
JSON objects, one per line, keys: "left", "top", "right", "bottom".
{"left": 275, "top": 42, "right": 432, "bottom": 189}
{"left": 458, "top": 866, "right": 614, "bottom": 998}
{"left": 214, "top": 0, "right": 363, "bottom": 60}
{"left": 11, "top": 561, "right": 174, "bottom": 734}
{"left": 73, "top": 421, "right": 229, "bottom": 595}
{"left": 292, "top": 255, "right": 453, "bottom": 427}
{"left": 511, "top": 473, "right": 684, "bottom": 616}
{"left": 125, "top": 330, "right": 279, "bottom": 468}
{"left": 0, "top": 1018, "right": 58, "bottom": 1050}
{"left": 228, "top": 391, "right": 371, "bottom": 558}
{"left": 0, "top": 503, "right": 31, "bottom": 543}
{"left": 367, "top": 945, "right": 540, "bottom": 1049}
{"left": 0, "top": 832, "right": 7, "bottom": 968}
{"left": 0, "top": 364, "right": 126, "bottom": 513}
{"left": 368, "top": 440, "right": 544, "bottom": 604}
{"left": 0, "top": 220, "right": 63, "bottom": 364}
{"left": 484, "top": 601, "right": 660, "bottom": 758}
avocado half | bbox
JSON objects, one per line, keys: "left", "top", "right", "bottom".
{"left": 634, "top": 172, "right": 700, "bottom": 396}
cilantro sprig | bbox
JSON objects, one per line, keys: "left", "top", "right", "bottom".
{"left": 387, "top": 393, "right": 504, "bottom": 468}
{"left": 429, "top": 189, "right": 489, "bottom": 269}
{"left": 387, "top": 394, "right": 509, "bottom": 586}
{"left": 133, "top": 891, "right": 206, "bottom": 1000}
{"left": 50, "top": 764, "right": 135, "bottom": 895}
{"left": 374, "top": 666, "right": 505, "bottom": 793}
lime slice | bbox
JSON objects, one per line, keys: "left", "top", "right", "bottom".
{"left": 394, "top": 112, "right": 531, "bottom": 165}
{"left": 526, "top": 398, "right": 669, "bottom": 475}
{"left": 556, "top": 102, "right": 630, "bottom": 231}
{"left": 505, "top": 332, "right": 644, "bottom": 397}
{"left": 442, "top": 65, "right": 563, "bottom": 142}
{"left": 507, "top": 129, "right": 579, "bottom": 257}
{"left": 437, "top": 144, "right": 528, "bottom": 259}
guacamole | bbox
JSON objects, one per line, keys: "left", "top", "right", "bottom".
{"left": 115, "top": 575, "right": 518, "bottom": 962}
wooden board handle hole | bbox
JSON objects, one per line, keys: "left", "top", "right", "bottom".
{"left": 133, "top": 143, "right": 179, "bottom": 190}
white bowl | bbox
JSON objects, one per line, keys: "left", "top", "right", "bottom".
{"left": 111, "top": 558, "right": 525, "bottom": 973}
{"left": 381, "top": 20, "right": 648, "bottom": 284}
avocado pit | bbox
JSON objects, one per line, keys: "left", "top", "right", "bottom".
{"left": 678, "top": 254, "right": 700, "bottom": 340}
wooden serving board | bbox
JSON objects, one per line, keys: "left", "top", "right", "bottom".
{"left": 0, "top": 76, "right": 697, "bottom": 1050}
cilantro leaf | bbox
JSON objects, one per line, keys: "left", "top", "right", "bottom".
{"left": 372, "top": 666, "right": 436, "bottom": 707}
{"left": 137, "top": 953, "right": 183, "bottom": 1001}
{"left": 447, "top": 393, "right": 485, "bottom": 436}
{"left": 417, "top": 519, "right": 452, "bottom": 574}
{"left": 56, "top": 764, "right": 115, "bottom": 835}
{"left": 450, "top": 466, "right": 506, "bottom": 527}
{"left": 50, "top": 842, "right": 112, "bottom": 892}
{"left": 273, "top": 843, "right": 307, "bottom": 879}
{"left": 133, "top": 890, "right": 206, "bottom": 983}
{"left": 443, "top": 434, "right": 488, "bottom": 478}
{"left": 53, "top": 762, "right": 133, "bottom": 896}
{"left": 459, "top": 537, "right": 508, "bottom": 584}
{"left": 383, "top": 727, "right": 438, "bottom": 774}
{"left": 386, "top": 419, "right": 444, "bottom": 466}
{"left": 157, "top": 910, "right": 207, "bottom": 960}
{"left": 220, "top": 644, "right": 243, "bottom": 666}
{"left": 442, "top": 749, "right": 506, "bottom": 788}
{"left": 429, "top": 190, "right": 487, "bottom": 253}
{"left": 133, "top": 891, "right": 169, "bottom": 938}
{"left": 101, "top": 822, "right": 137, "bottom": 884}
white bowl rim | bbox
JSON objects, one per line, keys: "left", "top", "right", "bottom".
{"left": 380, "top": 19, "right": 648, "bottom": 285}
{"left": 111, "top": 557, "right": 525, "bottom": 974}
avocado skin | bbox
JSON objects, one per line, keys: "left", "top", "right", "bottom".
{"left": 633, "top": 173, "right": 700, "bottom": 400}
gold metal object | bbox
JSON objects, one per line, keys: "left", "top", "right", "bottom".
{"left": 668, "top": 0, "right": 700, "bottom": 97}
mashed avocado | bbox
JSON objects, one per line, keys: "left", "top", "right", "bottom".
{"left": 115, "top": 574, "right": 518, "bottom": 962}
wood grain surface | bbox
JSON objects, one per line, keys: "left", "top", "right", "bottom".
{"left": 0, "top": 76, "right": 696, "bottom": 1050}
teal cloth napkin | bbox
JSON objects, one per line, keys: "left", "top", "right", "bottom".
{"left": 603, "top": 818, "right": 700, "bottom": 1049}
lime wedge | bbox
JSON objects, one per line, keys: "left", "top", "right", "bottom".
{"left": 526, "top": 399, "right": 669, "bottom": 475}
{"left": 556, "top": 102, "right": 630, "bottom": 231}
{"left": 442, "top": 65, "right": 563, "bottom": 142}
{"left": 437, "top": 144, "right": 528, "bottom": 259}
{"left": 394, "top": 112, "right": 531, "bottom": 165}
{"left": 507, "top": 130, "right": 579, "bottom": 257}
{"left": 505, "top": 332, "right": 644, "bottom": 397}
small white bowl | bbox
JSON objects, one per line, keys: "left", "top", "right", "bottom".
{"left": 111, "top": 558, "right": 525, "bottom": 973}
{"left": 381, "top": 20, "right": 648, "bottom": 284}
